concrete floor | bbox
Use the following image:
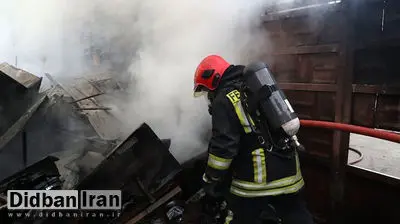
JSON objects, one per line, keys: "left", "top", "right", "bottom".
{"left": 348, "top": 133, "right": 400, "bottom": 178}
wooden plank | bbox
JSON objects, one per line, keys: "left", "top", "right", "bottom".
{"left": 61, "top": 78, "right": 122, "bottom": 140}
{"left": 262, "top": 1, "right": 341, "bottom": 22}
{"left": 0, "top": 62, "right": 42, "bottom": 89}
{"left": 330, "top": 1, "right": 356, "bottom": 222}
{"left": 352, "top": 84, "right": 400, "bottom": 95}
{"left": 375, "top": 95, "right": 400, "bottom": 131}
{"left": 271, "top": 44, "right": 339, "bottom": 55}
{"left": 279, "top": 83, "right": 337, "bottom": 92}
{"left": 45, "top": 73, "right": 60, "bottom": 87}
{"left": 69, "top": 93, "right": 105, "bottom": 104}
{"left": 354, "top": 36, "right": 400, "bottom": 50}
{"left": 285, "top": 90, "right": 336, "bottom": 121}
{"left": 351, "top": 94, "right": 376, "bottom": 127}
{"left": 0, "top": 94, "right": 47, "bottom": 152}
{"left": 46, "top": 73, "right": 122, "bottom": 140}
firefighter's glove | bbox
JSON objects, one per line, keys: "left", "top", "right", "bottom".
{"left": 202, "top": 174, "right": 225, "bottom": 199}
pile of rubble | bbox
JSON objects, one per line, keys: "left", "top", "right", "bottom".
{"left": 0, "top": 63, "right": 209, "bottom": 223}
{"left": 0, "top": 62, "right": 131, "bottom": 183}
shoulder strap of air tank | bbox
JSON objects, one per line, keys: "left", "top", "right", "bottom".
{"left": 237, "top": 85, "right": 294, "bottom": 160}
{"left": 235, "top": 85, "right": 271, "bottom": 150}
{"left": 237, "top": 85, "right": 257, "bottom": 133}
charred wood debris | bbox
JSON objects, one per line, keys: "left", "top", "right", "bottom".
{"left": 0, "top": 63, "right": 222, "bottom": 224}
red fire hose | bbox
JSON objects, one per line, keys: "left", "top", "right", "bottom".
{"left": 300, "top": 120, "right": 400, "bottom": 143}
{"left": 299, "top": 120, "right": 400, "bottom": 165}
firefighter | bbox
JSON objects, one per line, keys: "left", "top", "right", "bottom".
{"left": 193, "top": 55, "right": 314, "bottom": 224}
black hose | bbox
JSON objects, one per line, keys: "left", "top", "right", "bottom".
{"left": 348, "top": 147, "right": 364, "bottom": 165}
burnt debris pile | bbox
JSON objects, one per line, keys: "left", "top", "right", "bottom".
{"left": 0, "top": 63, "right": 209, "bottom": 223}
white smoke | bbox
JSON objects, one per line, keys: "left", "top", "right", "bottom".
{"left": 0, "top": 0, "right": 295, "bottom": 163}
{"left": 116, "top": 0, "right": 273, "bottom": 162}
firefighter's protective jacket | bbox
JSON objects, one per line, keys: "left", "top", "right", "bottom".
{"left": 204, "top": 65, "right": 304, "bottom": 198}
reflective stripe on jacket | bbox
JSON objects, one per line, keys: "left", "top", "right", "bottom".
{"left": 225, "top": 89, "right": 304, "bottom": 197}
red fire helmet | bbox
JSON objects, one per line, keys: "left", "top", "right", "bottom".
{"left": 193, "top": 55, "right": 230, "bottom": 97}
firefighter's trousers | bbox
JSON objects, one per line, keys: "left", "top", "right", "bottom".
{"left": 225, "top": 191, "right": 314, "bottom": 224}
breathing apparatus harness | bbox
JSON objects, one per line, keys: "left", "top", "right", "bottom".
{"left": 207, "top": 62, "right": 302, "bottom": 159}
{"left": 238, "top": 84, "right": 295, "bottom": 160}
{"left": 237, "top": 62, "right": 303, "bottom": 160}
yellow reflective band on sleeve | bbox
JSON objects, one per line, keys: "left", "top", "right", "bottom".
{"left": 232, "top": 152, "right": 302, "bottom": 190}
{"left": 251, "top": 148, "right": 267, "bottom": 183}
{"left": 207, "top": 153, "right": 233, "bottom": 170}
{"left": 226, "top": 90, "right": 254, "bottom": 133}
{"left": 230, "top": 178, "right": 305, "bottom": 198}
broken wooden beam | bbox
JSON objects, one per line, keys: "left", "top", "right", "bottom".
{"left": 69, "top": 93, "right": 105, "bottom": 104}
{"left": 74, "top": 107, "right": 112, "bottom": 111}
{"left": 58, "top": 77, "right": 121, "bottom": 140}
{"left": 45, "top": 73, "right": 61, "bottom": 87}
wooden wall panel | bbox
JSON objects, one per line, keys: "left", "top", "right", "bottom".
{"left": 283, "top": 90, "right": 336, "bottom": 159}
{"left": 285, "top": 90, "right": 336, "bottom": 121}
{"left": 285, "top": 91, "right": 316, "bottom": 119}
{"left": 351, "top": 93, "right": 376, "bottom": 127}
{"left": 263, "top": 1, "right": 400, "bottom": 223}
{"left": 309, "top": 53, "right": 339, "bottom": 84}
{"left": 352, "top": 92, "right": 400, "bottom": 131}
{"left": 299, "top": 127, "right": 334, "bottom": 159}
{"left": 316, "top": 92, "right": 336, "bottom": 121}
{"left": 272, "top": 53, "right": 339, "bottom": 84}
{"left": 301, "top": 159, "right": 331, "bottom": 223}
{"left": 263, "top": 2, "right": 342, "bottom": 166}
{"left": 352, "top": 0, "right": 400, "bottom": 132}
{"left": 354, "top": 46, "right": 400, "bottom": 85}
{"left": 384, "top": 0, "right": 400, "bottom": 39}
{"left": 354, "top": 0, "right": 385, "bottom": 44}
{"left": 375, "top": 95, "right": 400, "bottom": 131}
